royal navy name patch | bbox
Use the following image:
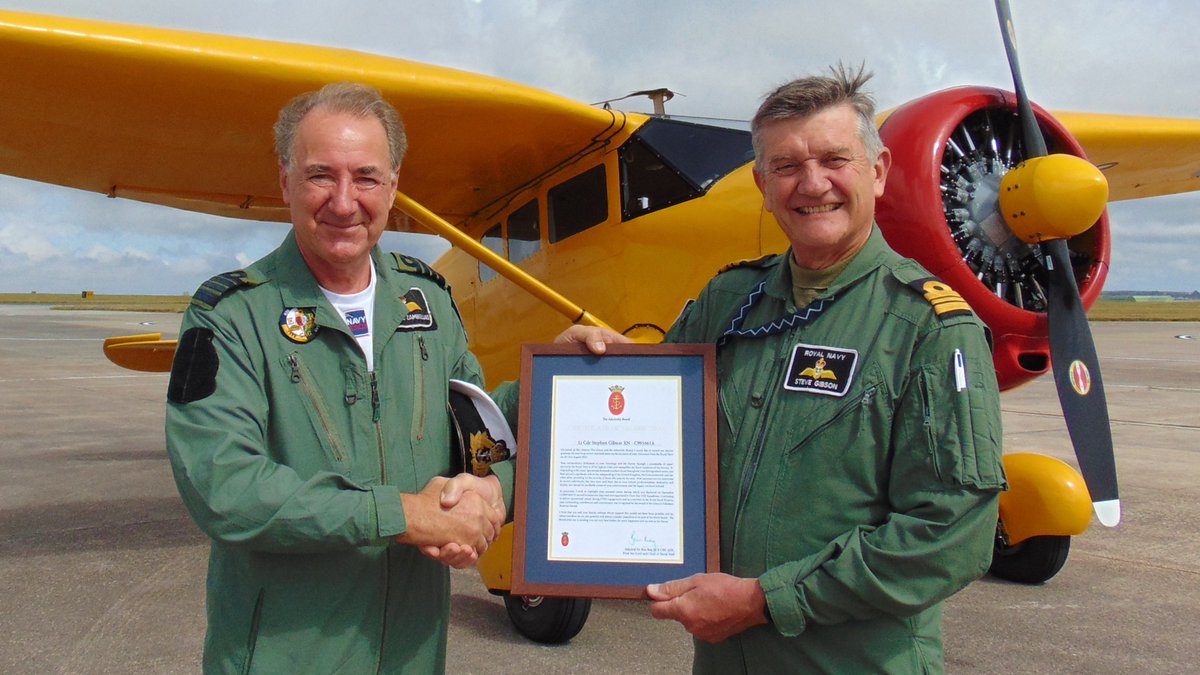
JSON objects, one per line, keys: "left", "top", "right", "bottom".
{"left": 397, "top": 287, "right": 437, "bottom": 331}
{"left": 784, "top": 343, "right": 858, "bottom": 397}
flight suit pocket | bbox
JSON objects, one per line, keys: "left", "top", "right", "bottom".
{"left": 240, "top": 588, "right": 266, "bottom": 675}
{"left": 281, "top": 352, "right": 351, "bottom": 472}
{"left": 764, "top": 371, "right": 891, "bottom": 567}
{"left": 917, "top": 357, "right": 1005, "bottom": 490}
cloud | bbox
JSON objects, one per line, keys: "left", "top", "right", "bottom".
{"left": 0, "top": 0, "right": 1197, "bottom": 294}
{"left": 0, "top": 224, "right": 61, "bottom": 263}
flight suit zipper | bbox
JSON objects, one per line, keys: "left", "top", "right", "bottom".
{"left": 730, "top": 353, "right": 878, "bottom": 563}
{"left": 412, "top": 335, "right": 428, "bottom": 441}
{"left": 731, "top": 349, "right": 789, "bottom": 550}
{"left": 287, "top": 352, "right": 346, "bottom": 462}
{"left": 371, "top": 371, "right": 386, "bottom": 484}
{"left": 784, "top": 384, "right": 879, "bottom": 454}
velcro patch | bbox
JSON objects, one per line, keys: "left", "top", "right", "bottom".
{"left": 784, "top": 343, "right": 858, "bottom": 397}
{"left": 909, "top": 277, "right": 973, "bottom": 319}
{"left": 167, "top": 327, "right": 218, "bottom": 404}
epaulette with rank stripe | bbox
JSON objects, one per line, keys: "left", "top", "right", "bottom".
{"left": 191, "top": 270, "right": 260, "bottom": 310}
{"left": 718, "top": 254, "right": 775, "bottom": 275}
{"left": 391, "top": 253, "right": 448, "bottom": 290}
{"left": 908, "top": 277, "right": 974, "bottom": 319}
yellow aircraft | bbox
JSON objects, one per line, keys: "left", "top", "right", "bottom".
{"left": 2, "top": 5, "right": 1198, "bottom": 643}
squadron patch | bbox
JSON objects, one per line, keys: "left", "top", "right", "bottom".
{"left": 784, "top": 343, "right": 859, "bottom": 397}
{"left": 280, "top": 307, "right": 319, "bottom": 343}
{"left": 397, "top": 288, "right": 437, "bottom": 331}
{"left": 909, "top": 277, "right": 973, "bottom": 319}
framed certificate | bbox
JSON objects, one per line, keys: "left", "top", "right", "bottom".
{"left": 511, "top": 342, "right": 718, "bottom": 600}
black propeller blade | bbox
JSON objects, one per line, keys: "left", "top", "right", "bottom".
{"left": 994, "top": 0, "right": 1120, "bottom": 526}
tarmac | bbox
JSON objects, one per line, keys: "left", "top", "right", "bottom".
{"left": 0, "top": 305, "right": 1197, "bottom": 674}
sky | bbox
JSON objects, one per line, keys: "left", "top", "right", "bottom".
{"left": 0, "top": 0, "right": 1197, "bottom": 294}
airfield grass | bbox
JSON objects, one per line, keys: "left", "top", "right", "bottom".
{"left": 1, "top": 293, "right": 1198, "bottom": 320}
{"left": 1086, "top": 300, "right": 1200, "bottom": 321}
{"left": 0, "top": 293, "right": 190, "bottom": 312}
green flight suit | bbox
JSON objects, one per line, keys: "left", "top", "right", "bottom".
{"left": 666, "top": 227, "right": 1006, "bottom": 674}
{"left": 165, "top": 232, "right": 514, "bottom": 674}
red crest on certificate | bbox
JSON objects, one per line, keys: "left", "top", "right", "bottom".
{"left": 607, "top": 385, "right": 626, "bottom": 415}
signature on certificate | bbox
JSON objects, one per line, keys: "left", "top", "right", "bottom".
{"left": 629, "top": 531, "right": 659, "bottom": 547}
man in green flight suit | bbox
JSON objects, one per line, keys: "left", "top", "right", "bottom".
{"left": 558, "top": 65, "right": 1007, "bottom": 673}
{"left": 165, "top": 83, "right": 512, "bottom": 674}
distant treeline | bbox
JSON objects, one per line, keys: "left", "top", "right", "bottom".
{"left": 1102, "top": 290, "right": 1200, "bottom": 301}
{"left": 2, "top": 293, "right": 1198, "bottom": 320}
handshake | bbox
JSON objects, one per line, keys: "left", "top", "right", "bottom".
{"left": 395, "top": 472, "right": 506, "bottom": 569}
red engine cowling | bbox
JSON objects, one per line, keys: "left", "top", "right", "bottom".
{"left": 876, "top": 86, "right": 1110, "bottom": 391}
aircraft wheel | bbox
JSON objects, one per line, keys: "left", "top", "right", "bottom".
{"left": 989, "top": 534, "right": 1071, "bottom": 584}
{"left": 502, "top": 593, "right": 591, "bottom": 644}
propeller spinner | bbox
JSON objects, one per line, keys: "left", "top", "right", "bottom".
{"left": 994, "top": 0, "right": 1120, "bottom": 526}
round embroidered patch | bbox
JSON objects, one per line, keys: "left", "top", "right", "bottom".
{"left": 280, "top": 307, "right": 319, "bottom": 343}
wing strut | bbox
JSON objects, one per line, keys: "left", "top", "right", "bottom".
{"left": 392, "top": 191, "right": 612, "bottom": 331}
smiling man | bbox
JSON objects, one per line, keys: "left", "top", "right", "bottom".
{"left": 165, "top": 83, "right": 511, "bottom": 673}
{"left": 559, "top": 65, "right": 1007, "bottom": 673}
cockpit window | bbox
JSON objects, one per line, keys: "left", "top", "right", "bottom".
{"left": 549, "top": 165, "right": 608, "bottom": 243}
{"left": 620, "top": 118, "right": 753, "bottom": 220}
{"left": 508, "top": 199, "right": 540, "bottom": 263}
{"left": 479, "top": 223, "right": 503, "bottom": 282}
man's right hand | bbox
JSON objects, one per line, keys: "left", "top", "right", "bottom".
{"left": 395, "top": 477, "right": 498, "bottom": 565}
{"left": 555, "top": 325, "right": 631, "bottom": 354}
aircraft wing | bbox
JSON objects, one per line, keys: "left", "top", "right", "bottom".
{"left": 0, "top": 10, "right": 623, "bottom": 229}
{"left": 1054, "top": 112, "right": 1200, "bottom": 202}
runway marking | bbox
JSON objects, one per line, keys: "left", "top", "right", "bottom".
{"left": 1076, "top": 551, "right": 1200, "bottom": 577}
{"left": 58, "top": 549, "right": 202, "bottom": 674}
{"left": 1017, "top": 377, "right": 1200, "bottom": 393}
{"left": 1106, "top": 383, "right": 1200, "bottom": 393}
{"left": 0, "top": 337, "right": 102, "bottom": 341}
{"left": 1004, "top": 409, "right": 1200, "bottom": 431}
{"left": 0, "top": 374, "right": 164, "bottom": 383}
{"left": 1105, "top": 355, "right": 1200, "bottom": 364}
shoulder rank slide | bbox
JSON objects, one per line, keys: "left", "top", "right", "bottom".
{"left": 909, "top": 277, "right": 973, "bottom": 319}
{"left": 191, "top": 270, "right": 259, "bottom": 310}
{"left": 391, "top": 253, "right": 448, "bottom": 290}
{"left": 718, "top": 254, "right": 775, "bottom": 275}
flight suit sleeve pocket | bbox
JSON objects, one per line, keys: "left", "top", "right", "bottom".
{"left": 917, "top": 357, "right": 1006, "bottom": 491}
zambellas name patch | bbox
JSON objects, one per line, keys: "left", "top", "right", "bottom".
{"left": 397, "top": 288, "right": 437, "bottom": 331}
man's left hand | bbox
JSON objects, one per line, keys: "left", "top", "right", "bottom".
{"left": 646, "top": 573, "right": 769, "bottom": 643}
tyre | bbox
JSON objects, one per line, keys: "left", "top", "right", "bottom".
{"left": 502, "top": 594, "right": 591, "bottom": 644}
{"left": 989, "top": 534, "right": 1071, "bottom": 584}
